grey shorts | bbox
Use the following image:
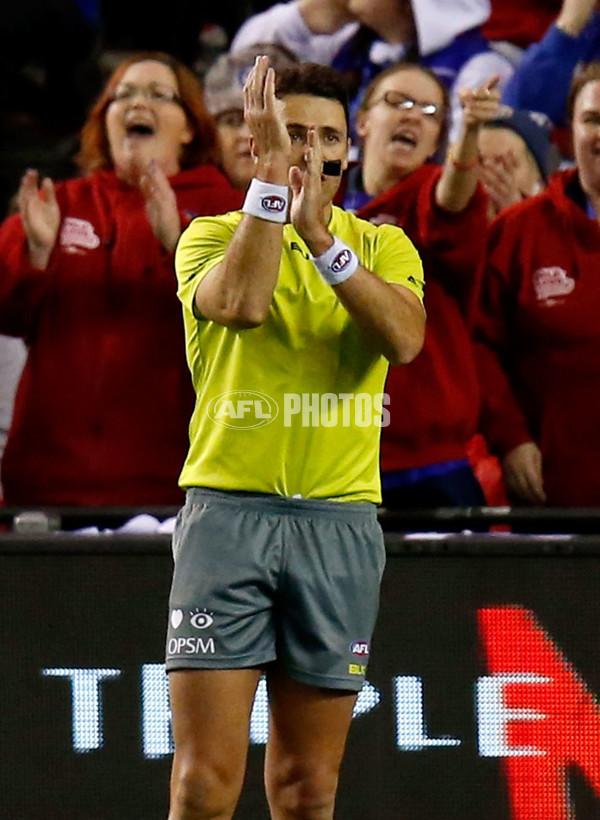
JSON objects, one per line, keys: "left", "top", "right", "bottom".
{"left": 165, "top": 487, "right": 386, "bottom": 691}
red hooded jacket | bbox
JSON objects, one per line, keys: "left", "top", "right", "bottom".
{"left": 474, "top": 169, "right": 600, "bottom": 506}
{"left": 0, "top": 165, "right": 242, "bottom": 505}
{"left": 357, "top": 164, "right": 488, "bottom": 473}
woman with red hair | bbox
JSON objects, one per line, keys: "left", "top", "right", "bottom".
{"left": 0, "top": 52, "right": 243, "bottom": 506}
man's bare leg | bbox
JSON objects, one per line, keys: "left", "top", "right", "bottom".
{"left": 168, "top": 668, "right": 262, "bottom": 820}
{"left": 264, "top": 670, "right": 357, "bottom": 819}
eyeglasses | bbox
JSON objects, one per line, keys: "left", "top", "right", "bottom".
{"left": 370, "top": 90, "right": 443, "bottom": 120}
{"left": 110, "top": 84, "right": 183, "bottom": 105}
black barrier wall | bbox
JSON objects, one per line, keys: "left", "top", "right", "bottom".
{"left": 2, "top": 533, "right": 600, "bottom": 819}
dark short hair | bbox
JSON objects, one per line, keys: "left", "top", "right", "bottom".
{"left": 275, "top": 62, "right": 350, "bottom": 130}
{"left": 567, "top": 61, "right": 600, "bottom": 122}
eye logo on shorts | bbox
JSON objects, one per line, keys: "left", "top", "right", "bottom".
{"left": 331, "top": 249, "right": 353, "bottom": 273}
{"left": 190, "top": 608, "right": 214, "bottom": 629}
{"left": 207, "top": 390, "right": 279, "bottom": 429}
{"left": 350, "top": 641, "right": 370, "bottom": 657}
{"left": 261, "top": 194, "right": 287, "bottom": 214}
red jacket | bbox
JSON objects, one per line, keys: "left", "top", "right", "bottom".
{"left": 481, "top": 0, "right": 560, "bottom": 49}
{"left": 474, "top": 169, "right": 600, "bottom": 506}
{"left": 357, "top": 164, "right": 487, "bottom": 472}
{"left": 0, "top": 166, "right": 243, "bottom": 505}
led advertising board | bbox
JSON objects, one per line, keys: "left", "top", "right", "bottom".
{"left": 1, "top": 537, "right": 600, "bottom": 819}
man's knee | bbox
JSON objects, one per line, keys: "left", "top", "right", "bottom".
{"left": 266, "top": 762, "right": 339, "bottom": 817}
{"left": 170, "top": 758, "right": 242, "bottom": 819}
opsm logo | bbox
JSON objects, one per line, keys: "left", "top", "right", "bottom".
{"left": 207, "top": 391, "right": 278, "bottom": 429}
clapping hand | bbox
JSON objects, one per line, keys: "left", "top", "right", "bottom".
{"left": 17, "top": 169, "right": 61, "bottom": 269}
{"left": 289, "top": 126, "right": 329, "bottom": 249}
{"left": 139, "top": 160, "right": 181, "bottom": 253}
{"left": 243, "top": 55, "right": 292, "bottom": 173}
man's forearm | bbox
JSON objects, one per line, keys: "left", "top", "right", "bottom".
{"left": 195, "top": 148, "right": 290, "bottom": 328}
{"left": 194, "top": 214, "right": 285, "bottom": 328}
{"left": 333, "top": 267, "right": 425, "bottom": 366}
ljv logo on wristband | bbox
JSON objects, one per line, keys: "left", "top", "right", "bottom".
{"left": 331, "top": 249, "right": 353, "bottom": 273}
{"left": 260, "top": 195, "right": 287, "bottom": 214}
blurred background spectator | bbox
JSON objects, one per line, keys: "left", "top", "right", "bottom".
{"left": 230, "top": 0, "right": 358, "bottom": 64}
{"left": 340, "top": 62, "right": 500, "bottom": 507}
{"left": 474, "top": 62, "right": 600, "bottom": 506}
{"left": 2, "top": 0, "right": 597, "bottom": 509}
{"left": 0, "top": 52, "right": 242, "bottom": 506}
{"left": 203, "top": 44, "right": 298, "bottom": 191}
{"left": 333, "top": 0, "right": 514, "bottom": 145}
{"left": 501, "top": 0, "right": 600, "bottom": 158}
{"left": 477, "top": 107, "right": 557, "bottom": 220}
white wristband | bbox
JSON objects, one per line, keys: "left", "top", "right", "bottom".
{"left": 242, "top": 178, "right": 289, "bottom": 223}
{"left": 311, "top": 236, "right": 360, "bottom": 285}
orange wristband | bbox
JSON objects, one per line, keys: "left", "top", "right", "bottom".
{"left": 449, "top": 152, "right": 478, "bottom": 171}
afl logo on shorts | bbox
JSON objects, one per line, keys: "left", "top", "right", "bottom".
{"left": 261, "top": 195, "right": 287, "bottom": 214}
{"left": 331, "top": 249, "right": 352, "bottom": 273}
{"left": 350, "top": 641, "right": 370, "bottom": 657}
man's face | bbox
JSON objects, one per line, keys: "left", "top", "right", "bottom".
{"left": 357, "top": 67, "right": 444, "bottom": 179}
{"left": 280, "top": 93, "right": 350, "bottom": 206}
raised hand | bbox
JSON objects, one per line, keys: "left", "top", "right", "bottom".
{"left": 459, "top": 75, "right": 502, "bottom": 130}
{"left": 139, "top": 160, "right": 181, "bottom": 253}
{"left": 17, "top": 169, "right": 61, "bottom": 269}
{"left": 289, "top": 126, "right": 330, "bottom": 251}
{"left": 243, "top": 55, "right": 291, "bottom": 180}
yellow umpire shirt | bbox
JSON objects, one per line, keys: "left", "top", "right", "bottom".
{"left": 175, "top": 205, "right": 424, "bottom": 503}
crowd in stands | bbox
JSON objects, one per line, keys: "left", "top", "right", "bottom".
{"left": 1, "top": 0, "right": 599, "bottom": 509}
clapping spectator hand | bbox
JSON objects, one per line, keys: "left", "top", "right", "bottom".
{"left": 502, "top": 441, "right": 547, "bottom": 505}
{"left": 139, "top": 160, "right": 182, "bottom": 253}
{"left": 17, "top": 169, "right": 60, "bottom": 270}
{"left": 479, "top": 150, "right": 524, "bottom": 219}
